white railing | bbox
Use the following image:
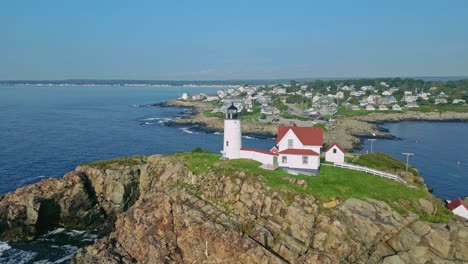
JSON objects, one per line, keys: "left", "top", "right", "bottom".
{"left": 327, "top": 162, "right": 407, "bottom": 184}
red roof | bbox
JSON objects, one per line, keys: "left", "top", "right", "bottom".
{"left": 447, "top": 198, "right": 468, "bottom": 210}
{"left": 279, "top": 148, "right": 319, "bottom": 156}
{"left": 325, "top": 143, "right": 345, "bottom": 153}
{"left": 240, "top": 148, "right": 278, "bottom": 156}
{"left": 276, "top": 126, "right": 323, "bottom": 146}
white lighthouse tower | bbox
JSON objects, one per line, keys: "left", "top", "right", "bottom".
{"left": 222, "top": 103, "right": 242, "bottom": 159}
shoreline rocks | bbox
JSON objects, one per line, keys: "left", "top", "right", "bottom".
{"left": 1, "top": 154, "right": 467, "bottom": 263}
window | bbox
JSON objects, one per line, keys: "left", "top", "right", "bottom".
{"left": 302, "top": 156, "right": 308, "bottom": 164}
{"left": 333, "top": 148, "right": 337, "bottom": 154}
{"left": 288, "top": 139, "right": 293, "bottom": 148}
{"left": 282, "top": 156, "right": 287, "bottom": 164}
{"left": 226, "top": 141, "right": 229, "bottom": 146}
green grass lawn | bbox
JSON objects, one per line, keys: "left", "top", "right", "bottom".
{"left": 173, "top": 152, "right": 452, "bottom": 222}
{"left": 82, "top": 155, "right": 147, "bottom": 169}
{"left": 352, "top": 152, "right": 420, "bottom": 176}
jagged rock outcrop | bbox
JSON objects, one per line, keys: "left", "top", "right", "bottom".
{"left": 0, "top": 172, "right": 103, "bottom": 241}
{"left": 74, "top": 165, "right": 141, "bottom": 216}
{"left": 1, "top": 154, "right": 467, "bottom": 263}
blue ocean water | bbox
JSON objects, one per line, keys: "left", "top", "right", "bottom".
{"left": 358, "top": 121, "right": 468, "bottom": 201}
{"left": 0, "top": 85, "right": 275, "bottom": 195}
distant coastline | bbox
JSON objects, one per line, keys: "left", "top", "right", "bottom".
{"left": 158, "top": 99, "right": 468, "bottom": 151}
{"left": 1, "top": 76, "right": 468, "bottom": 87}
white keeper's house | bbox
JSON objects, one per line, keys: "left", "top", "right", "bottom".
{"left": 221, "top": 104, "right": 325, "bottom": 175}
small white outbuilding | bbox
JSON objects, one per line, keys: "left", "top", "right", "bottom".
{"left": 325, "top": 143, "right": 345, "bottom": 164}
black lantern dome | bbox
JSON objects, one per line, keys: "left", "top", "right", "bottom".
{"left": 226, "top": 103, "right": 238, "bottom": 119}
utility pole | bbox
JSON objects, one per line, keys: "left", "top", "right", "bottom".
{"left": 402, "top": 153, "right": 414, "bottom": 174}
{"left": 368, "top": 139, "right": 376, "bottom": 153}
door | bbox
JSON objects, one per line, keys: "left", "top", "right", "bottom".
{"left": 273, "top": 156, "right": 278, "bottom": 167}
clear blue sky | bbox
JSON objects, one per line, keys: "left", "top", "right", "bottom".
{"left": 1, "top": 0, "right": 467, "bottom": 80}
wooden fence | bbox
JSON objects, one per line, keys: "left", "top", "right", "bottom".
{"left": 326, "top": 162, "right": 407, "bottom": 184}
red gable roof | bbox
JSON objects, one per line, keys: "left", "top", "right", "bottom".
{"left": 276, "top": 126, "right": 323, "bottom": 146}
{"left": 447, "top": 198, "right": 468, "bottom": 210}
{"left": 325, "top": 143, "right": 345, "bottom": 153}
{"left": 241, "top": 148, "right": 279, "bottom": 156}
{"left": 279, "top": 149, "right": 319, "bottom": 156}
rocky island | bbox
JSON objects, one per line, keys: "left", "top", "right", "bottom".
{"left": 1, "top": 152, "right": 467, "bottom": 263}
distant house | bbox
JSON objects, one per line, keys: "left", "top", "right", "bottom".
{"left": 380, "top": 81, "right": 389, "bottom": 87}
{"left": 351, "top": 105, "right": 360, "bottom": 111}
{"left": 325, "top": 143, "right": 345, "bottom": 164}
{"left": 204, "top": 94, "right": 219, "bottom": 102}
{"left": 313, "top": 96, "right": 337, "bottom": 115}
{"left": 341, "top": 85, "right": 355, "bottom": 91}
{"left": 437, "top": 92, "right": 448, "bottom": 98}
{"left": 191, "top": 94, "right": 206, "bottom": 100}
{"left": 403, "top": 95, "right": 417, "bottom": 103}
{"left": 217, "top": 90, "right": 226, "bottom": 98}
{"left": 222, "top": 97, "right": 244, "bottom": 104}
{"left": 435, "top": 98, "right": 448, "bottom": 105}
{"left": 392, "top": 104, "right": 402, "bottom": 111}
{"left": 276, "top": 88, "right": 287, "bottom": 94}
{"left": 366, "top": 104, "right": 376, "bottom": 111}
{"left": 367, "top": 94, "right": 382, "bottom": 105}
{"left": 378, "top": 105, "right": 388, "bottom": 110}
{"left": 405, "top": 102, "right": 419, "bottom": 108}
{"left": 256, "top": 95, "right": 272, "bottom": 105}
{"left": 418, "top": 93, "right": 430, "bottom": 100}
{"left": 447, "top": 198, "right": 468, "bottom": 220}
{"left": 335, "top": 91, "right": 345, "bottom": 99}
{"left": 453, "top": 99, "right": 466, "bottom": 104}
{"left": 261, "top": 105, "right": 280, "bottom": 115}
{"left": 381, "top": 95, "right": 397, "bottom": 105}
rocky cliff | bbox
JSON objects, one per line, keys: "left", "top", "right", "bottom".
{"left": 0, "top": 155, "right": 467, "bottom": 263}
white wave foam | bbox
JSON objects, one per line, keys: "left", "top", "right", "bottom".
{"left": 0, "top": 241, "right": 11, "bottom": 256}
{"left": 80, "top": 233, "right": 99, "bottom": 242}
{"left": 142, "top": 117, "right": 166, "bottom": 121}
{"left": 44, "top": 228, "right": 66, "bottom": 236}
{"left": 242, "top": 136, "right": 255, "bottom": 139}
{"left": 52, "top": 245, "right": 78, "bottom": 264}
{"left": 142, "top": 117, "right": 172, "bottom": 124}
{"left": 0, "top": 247, "right": 37, "bottom": 264}
{"left": 179, "top": 127, "right": 199, "bottom": 134}
{"left": 64, "top": 230, "right": 86, "bottom": 237}
{"left": 213, "top": 132, "right": 223, "bottom": 135}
